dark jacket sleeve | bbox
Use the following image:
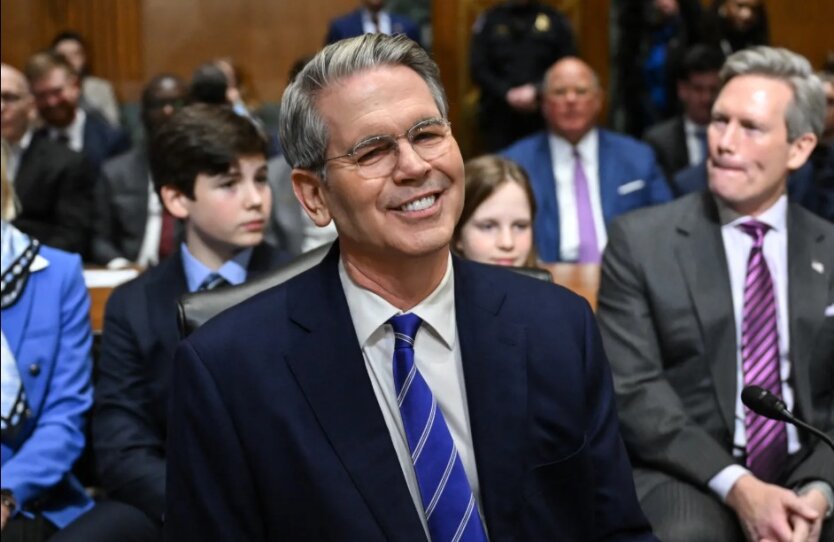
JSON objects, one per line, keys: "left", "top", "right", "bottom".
{"left": 92, "top": 285, "right": 166, "bottom": 524}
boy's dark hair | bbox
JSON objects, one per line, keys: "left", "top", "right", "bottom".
{"left": 678, "top": 45, "right": 726, "bottom": 82}
{"left": 149, "top": 103, "right": 266, "bottom": 199}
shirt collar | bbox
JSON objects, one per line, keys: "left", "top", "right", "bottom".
{"left": 339, "top": 252, "right": 457, "bottom": 350}
{"left": 548, "top": 127, "right": 598, "bottom": 161}
{"left": 716, "top": 193, "right": 788, "bottom": 232}
{"left": 1, "top": 220, "right": 48, "bottom": 275}
{"left": 50, "top": 108, "right": 85, "bottom": 149}
{"left": 179, "top": 242, "right": 253, "bottom": 293}
{"left": 683, "top": 116, "right": 707, "bottom": 135}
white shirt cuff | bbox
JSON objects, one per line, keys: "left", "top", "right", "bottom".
{"left": 708, "top": 464, "right": 751, "bottom": 502}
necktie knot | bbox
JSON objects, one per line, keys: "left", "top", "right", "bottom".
{"left": 198, "top": 272, "right": 228, "bottom": 292}
{"left": 389, "top": 313, "right": 422, "bottom": 351}
{"left": 738, "top": 220, "right": 770, "bottom": 249}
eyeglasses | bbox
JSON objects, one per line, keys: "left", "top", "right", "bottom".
{"left": 324, "top": 117, "right": 452, "bottom": 179}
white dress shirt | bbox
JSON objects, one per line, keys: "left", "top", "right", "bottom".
{"left": 49, "top": 109, "right": 86, "bottom": 152}
{"left": 361, "top": 9, "right": 392, "bottom": 34}
{"left": 548, "top": 129, "right": 608, "bottom": 261}
{"left": 107, "top": 175, "right": 163, "bottom": 269}
{"left": 338, "top": 253, "right": 485, "bottom": 538}
{"left": 7, "top": 130, "right": 33, "bottom": 182}
{"left": 708, "top": 195, "right": 801, "bottom": 499}
{"left": 683, "top": 117, "right": 708, "bottom": 166}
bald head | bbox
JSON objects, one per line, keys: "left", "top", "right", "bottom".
{"left": 141, "top": 74, "right": 187, "bottom": 136}
{"left": 1, "top": 63, "right": 34, "bottom": 144}
{"left": 541, "top": 57, "right": 603, "bottom": 144}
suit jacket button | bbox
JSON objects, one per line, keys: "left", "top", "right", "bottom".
{"left": 29, "top": 363, "right": 41, "bottom": 376}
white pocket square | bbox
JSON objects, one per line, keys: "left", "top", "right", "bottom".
{"left": 618, "top": 179, "right": 646, "bottom": 195}
{"left": 825, "top": 303, "right": 834, "bottom": 317}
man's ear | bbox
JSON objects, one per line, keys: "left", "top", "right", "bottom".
{"left": 291, "top": 169, "right": 332, "bottom": 227}
{"left": 786, "top": 132, "right": 817, "bottom": 171}
{"left": 160, "top": 185, "right": 191, "bottom": 220}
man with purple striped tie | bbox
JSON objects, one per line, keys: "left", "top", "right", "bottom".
{"left": 598, "top": 46, "right": 834, "bottom": 542}
{"left": 165, "top": 33, "right": 655, "bottom": 541}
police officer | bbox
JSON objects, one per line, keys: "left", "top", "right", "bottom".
{"left": 470, "top": 0, "right": 576, "bottom": 152}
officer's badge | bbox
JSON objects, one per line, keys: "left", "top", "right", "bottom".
{"left": 534, "top": 13, "right": 551, "bottom": 32}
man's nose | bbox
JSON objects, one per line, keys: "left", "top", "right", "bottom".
{"left": 392, "top": 139, "right": 431, "bottom": 183}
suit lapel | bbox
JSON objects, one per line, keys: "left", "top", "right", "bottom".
{"left": 145, "top": 254, "right": 189, "bottom": 353}
{"left": 13, "top": 135, "right": 47, "bottom": 203}
{"left": 675, "top": 194, "right": 737, "bottom": 432}
{"left": 1, "top": 273, "right": 36, "bottom": 359}
{"left": 786, "top": 206, "right": 828, "bottom": 420}
{"left": 284, "top": 247, "right": 424, "bottom": 539}
{"left": 454, "top": 258, "right": 527, "bottom": 539}
{"left": 532, "top": 133, "right": 561, "bottom": 260}
{"left": 597, "top": 130, "right": 619, "bottom": 224}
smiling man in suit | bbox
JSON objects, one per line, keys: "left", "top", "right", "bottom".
{"left": 597, "top": 46, "right": 834, "bottom": 542}
{"left": 503, "top": 57, "right": 671, "bottom": 263}
{"left": 1, "top": 62, "right": 94, "bottom": 255}
{"left": 25, "top": 52, "right": 129, "bottom": 171}
{"left": 165, "top": 34, "right": 655, "bottom": 541}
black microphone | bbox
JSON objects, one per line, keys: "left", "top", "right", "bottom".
{"left": 742, "top": 385, "right": 834, "bottom": 452}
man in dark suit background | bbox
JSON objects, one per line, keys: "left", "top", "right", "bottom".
{"left": 165, "top": 33, "right": 655, "bottom": 541}
{"left": 1, "top": 62, "right": 93, "bottom": 255}
{"left": 325, "top": 0, "right": 421, "bottom": 46}
{"left": 92, "top": 74, "right": 187, "bottom": 267}
{"left": 59, "top": 104, "right": 290, "bottom": 540}
{"left": 597, "top": 46, "right": 833, "bottom": 542}
{"left": 503, "top": 56, "right": 671, "bottom": 263}
{"left": 25, "top": 51, "right": 130, "bottom": 171}
{"left": 643, "top": 44, "right": 724, "bottom": 194}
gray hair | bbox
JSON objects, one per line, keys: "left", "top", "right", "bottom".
{"left": 279, "top": 33, "right": 448, "bottom": 178}
{"left": 720, "top": 46, "right": 825, "bottom": 141}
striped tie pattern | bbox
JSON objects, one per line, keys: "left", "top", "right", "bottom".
{"left": 739, "top": 220, "right": 787, "bottom": 483}
{"left": 389, "top": 314, "right": 487, "bottom": 542}
{"left": 197, "top": 272, "right": 229, "bottom": 292}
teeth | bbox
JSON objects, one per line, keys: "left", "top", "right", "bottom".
{"left": 400, "top": 195, "right": 436, "bottom": 212}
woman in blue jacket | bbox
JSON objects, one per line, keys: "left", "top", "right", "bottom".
{"left": 1, "top": 142, "right": 93, "bottom": 540}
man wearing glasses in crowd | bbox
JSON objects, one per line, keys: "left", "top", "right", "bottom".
{"left": 165, "top": 33, "right": 656, "bottom": 541}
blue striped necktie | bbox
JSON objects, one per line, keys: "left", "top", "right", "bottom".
{"left": 389, "top": 314, "right": 487, "bottom": 542}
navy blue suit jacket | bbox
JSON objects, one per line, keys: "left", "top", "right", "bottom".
{"left": 165, "top": 245, "right": 656, "bottom": 541}
{"left": 93, "top": 243, "right": 290, "bottom": 525}
{"left": 325, "top": 9, "right": 421, "bottom": 46}
{"left": 502, "top": 129, "right": 672, "bottom": 262}
{"left": 81, "top": 110, "right": 131, "bottom": 171}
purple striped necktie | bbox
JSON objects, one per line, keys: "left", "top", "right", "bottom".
{"left": 389, "top": 314, "right": 487, "bottom": 542}
{"left": 739, "top": 220, "right": 787, "bottom": 483}
{"left": 573, "top": 148, "right": 600, "bottom": 263}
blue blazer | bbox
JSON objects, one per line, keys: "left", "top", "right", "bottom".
{"left": 503, "top": 129, "right": 672, "bottom": 262}
{"left": 165, "top": 245, "right": 656, "bottom": 541}
{"left": 0, "top": 246, "right": 93, "bottom": 528}
{"left": 325, "top": 9, "right": 421, "bottom": 46}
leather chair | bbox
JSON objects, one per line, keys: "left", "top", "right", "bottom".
{"left": 177, "top": 243, "right": 552, "bottom": 337}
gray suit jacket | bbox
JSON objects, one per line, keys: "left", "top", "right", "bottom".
{"left": 92, "top": 148, "right": 153, "bottom": 264}
{"left": 265, "top": 156, "right": 305, "bottom": 256}
{"left": 643, "top": 116, "right": 689, "bottom": 195}
{"left": 597, "top": 192, "right": 834, "bottom": 497}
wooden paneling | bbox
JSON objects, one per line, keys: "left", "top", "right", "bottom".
{"left": 2, "top": 0, "right": 831, "bottom": 121}
{"left": 1, "top": 0, "right": 143, "bottom": 101}
{"left": 141, "top": 0, "right": 357, "bottom": 105}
